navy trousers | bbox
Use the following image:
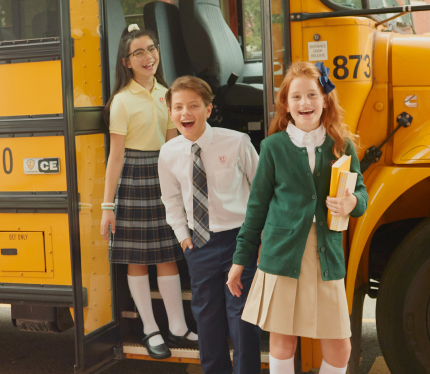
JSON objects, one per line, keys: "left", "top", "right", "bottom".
{"left": 184, "top": 228, "right": 261, "bottom": 374}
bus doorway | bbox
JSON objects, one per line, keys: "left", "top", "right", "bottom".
{"left": 102, "top": 0, "right": 272, "bottom": 368}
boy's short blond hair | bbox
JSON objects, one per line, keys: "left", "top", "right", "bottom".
{"left": 165, "top": 76, "right": 214, "bottom": 109}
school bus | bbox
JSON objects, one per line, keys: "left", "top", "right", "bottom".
{"left": 1, "top": 0, "right": 430, "bottom": 373}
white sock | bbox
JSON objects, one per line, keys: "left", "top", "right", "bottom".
{"left": 269, "top": 353, "right": 295, "bottom": 374}
{"left": 127, "top": 274, "right": 164, "bottom": 346}
{"left": 157, "top": 274, "right": 198, "bottom": 341}
{"left": 320, "top": 359, "right": 348, "bottom": 374}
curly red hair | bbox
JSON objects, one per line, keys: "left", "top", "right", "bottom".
{"left": 268, "top": 61, "right": 358, "bottom": 158}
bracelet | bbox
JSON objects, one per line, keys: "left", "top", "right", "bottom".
{"left": 101, "top": 202, "right": 115, "bottom": 207}
{"left": 101, "top": 206, "right": 115, "bottom": 210}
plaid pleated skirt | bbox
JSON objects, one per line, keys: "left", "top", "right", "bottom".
{"left": 109, "top": 149, "right": 183, "bottom": 265}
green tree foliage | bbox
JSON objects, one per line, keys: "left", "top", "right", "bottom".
{"left": 120, "top": 0, "right": 152, "bottom": 28}
{"left": 244, "top": 0, "right": 262, "bottom": 59}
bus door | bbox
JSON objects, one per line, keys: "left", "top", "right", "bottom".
{"left": 260, "top": 0, "right": 290, "bottom": 131}
{"left": 59, "top": 0, "right": 121, "bottom": 372}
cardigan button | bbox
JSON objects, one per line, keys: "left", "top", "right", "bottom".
{"left": 318, "top": 148, "right": 322, "bottom": 153}
{"left": 317, "top": 172, "right": 321, "bottom": 177}
{"left": 312, "top": 194, "right": 316, "bottom": 200}
{"left": 324, "top": 271, "right": 328, "bottom": 276}
{"left": 302, "top": 149, "right": 306, "bottom": 153}
{"left": 319, "top": 221, "right": 323, "bottom": 226}
{"left": 320, "top": 247, "right": 326, "bottom": 252}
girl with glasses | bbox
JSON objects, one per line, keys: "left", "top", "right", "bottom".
{"left": 101, "top": 24, "right": 198, "bottom": 360}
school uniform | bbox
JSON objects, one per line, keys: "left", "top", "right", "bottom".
{"left": 233, "top": 124, "right": 368, "bottom": 339}
{"left": 158, "top": 123, "right": 261, "bottom": 374}
{"left": 109, "top": 78, "right": 182, "bottom": 265}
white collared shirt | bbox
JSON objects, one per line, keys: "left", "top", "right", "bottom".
{"left": 286, "top": 123, "right": 326, "bottom": 172}
{"left": 158, "top": 123, "right": 259, "bottom": 243}
{"left": 286, "top": 123, "right": 326, "bottom": 222}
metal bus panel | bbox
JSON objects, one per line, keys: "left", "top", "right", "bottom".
{"left": 392, "top": 86, "right": 430, "bottom": 164}
{"left": 0, "top": 214, "right": 71, "bottom": 284}
{"left": 301, "top": 17, "right": 374, "bottom": 134}
{"left": 0, "top": 61, "right": 63, "bottom": 116}
{"left": 0, "top": 231, "right": 45, "bottom": 272}
{"left": 70, "top": 0, "right": 103, "bottom": 107}
{"left": 392, "top": 34, "right": 430, "bottom": 87}
{"left": 75, "top": 133, "right": 113, "bottom": 335}
{"left": 0, "top": 137, "right": 67, "bottom": 192}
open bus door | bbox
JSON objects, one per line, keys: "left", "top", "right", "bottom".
{"left": 260, "top": 0, "right": 290, "bottom": 132}
{"left": 59, "top": 0, "right": 121, "bottom": 372}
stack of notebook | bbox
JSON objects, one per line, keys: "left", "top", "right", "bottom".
{"left": 327, "top": 155, "right": 358, "bottom": 232}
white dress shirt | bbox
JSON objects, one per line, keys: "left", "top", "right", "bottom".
{"left": 158, "top": 123, "right": 259, "bottom": 243}
{"left": 286, "top": 123, "right": 326, "bottom": 222}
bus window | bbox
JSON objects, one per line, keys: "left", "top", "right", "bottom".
{"left": 0, "top": 0, "right": 59, "bottom": 42}
{"left": 120, "top": 0, "right": 153, "bottom": 27}
{"left": 243, "top": 0, "right": 262, "bottom": 60}
{"left": 324, "top": 0, "right": 430, "bottom": 34}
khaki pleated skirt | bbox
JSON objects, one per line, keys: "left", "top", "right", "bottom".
{"left": 241, "top": 224, "right": 351, "bottom": 339}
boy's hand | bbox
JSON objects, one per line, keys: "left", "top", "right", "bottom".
{"left": 227, "top": 264, "right": 245, "bottom": 297}
{"left": 326, "top": 188, "right": 357, "bottom": 217}
{"left": 181, "top": 237, "right": 193, "bottom": 252}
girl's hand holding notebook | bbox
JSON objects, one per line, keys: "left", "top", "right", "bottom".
{"left": 326, "top": 155, "right": 358, "bottom": 231}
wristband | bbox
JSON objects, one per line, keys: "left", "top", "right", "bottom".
{"left": 102, "top": 206, "right": 115, "bottom": 210}
{"left": 101, "top": 202, "right": 115, "bottom": 207}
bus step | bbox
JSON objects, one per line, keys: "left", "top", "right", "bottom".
{"left": 150, "top": 288, "right": 192, "bottom": 301}
{"left": 121, "top": 311, "right": 139, "bottom": 319}
{"left": 123, "top": 338, "right": 270, "bottom": 367}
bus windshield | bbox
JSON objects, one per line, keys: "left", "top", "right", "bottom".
{"left": 323, "top": 0, "right": 426, "bottom": 33}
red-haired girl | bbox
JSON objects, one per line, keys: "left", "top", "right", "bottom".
{"left": 227, "top": 61, "right": 368, "bottom": 374}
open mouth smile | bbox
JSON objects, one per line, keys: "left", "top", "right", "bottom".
{"left": 299, "top": 109, "right": 314, "bottom": 116}
{"left": 181, "top": 120, "right": 195, "bottom": 128}
{"left": 143, "top": 62, "right": 155, "bottom": 70}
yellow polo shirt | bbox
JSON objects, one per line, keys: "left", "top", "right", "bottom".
{"left": 109, "top": 78, "right": 176, "bottom": 151}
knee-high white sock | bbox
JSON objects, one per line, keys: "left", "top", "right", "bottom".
{"left": 269, "top": 353, "right": 295, "bottom": 374}
{"left": 127, "top": 274, "right": 164, "bottom": 346}
{"left": 320, "top": 359, "right": 348, "bottom": 374}
{"left": 157, "top": 274, "right": 198, "bottom": 341}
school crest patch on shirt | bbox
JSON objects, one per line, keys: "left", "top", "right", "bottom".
{"left": 219, "top": 156, "right": 226, "bottom": 164}
{"left": 159, "top": 97, "right": 165, "bottom": 103}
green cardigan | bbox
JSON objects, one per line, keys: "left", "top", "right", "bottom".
{"left": 233, "top": 131, "right": 368, "bottom": 281}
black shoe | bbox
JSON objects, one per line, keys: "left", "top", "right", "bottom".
{"left": 166, "top": 329, "right": 199, "bottom": 349}
{"left": 142, "top": 331, "right": 171, "bottom": 359}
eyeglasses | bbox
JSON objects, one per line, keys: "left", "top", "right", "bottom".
{"left": 127, "top": 45, "right": 159, "bottom": 60}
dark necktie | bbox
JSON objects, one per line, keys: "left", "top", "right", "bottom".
{"left": 192, "top": 143, "right": 210, "bottom": 247}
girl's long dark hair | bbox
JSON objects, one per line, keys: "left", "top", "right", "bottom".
{"left": 104, "top": 27, "right": 168, "bottom": 124}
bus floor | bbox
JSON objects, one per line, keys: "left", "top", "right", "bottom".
{"left": 0, "top": 297, "right": 389, "bottom": 374}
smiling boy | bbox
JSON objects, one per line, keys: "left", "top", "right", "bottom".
{"left": 158, "top": 76, "right": 261, "bottom": 374}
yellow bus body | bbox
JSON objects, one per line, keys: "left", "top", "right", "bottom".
{"left": 1, "top": 0, "right": 430, "bottom": 371}
{"left": 0, "top": 0, "right": 111, "bottom": 336}
{"left": 0, "top": 61, "right": 63, "bottom": 116}
{"left": 287, "top": 0, "right": 430, "bottom": 369}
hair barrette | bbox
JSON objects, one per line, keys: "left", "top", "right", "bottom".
{"left": 128, "top": 24, "right": 140, "bottom": 33}
{"left": 314, "top": 61, "right": 335, "bottom": 94}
